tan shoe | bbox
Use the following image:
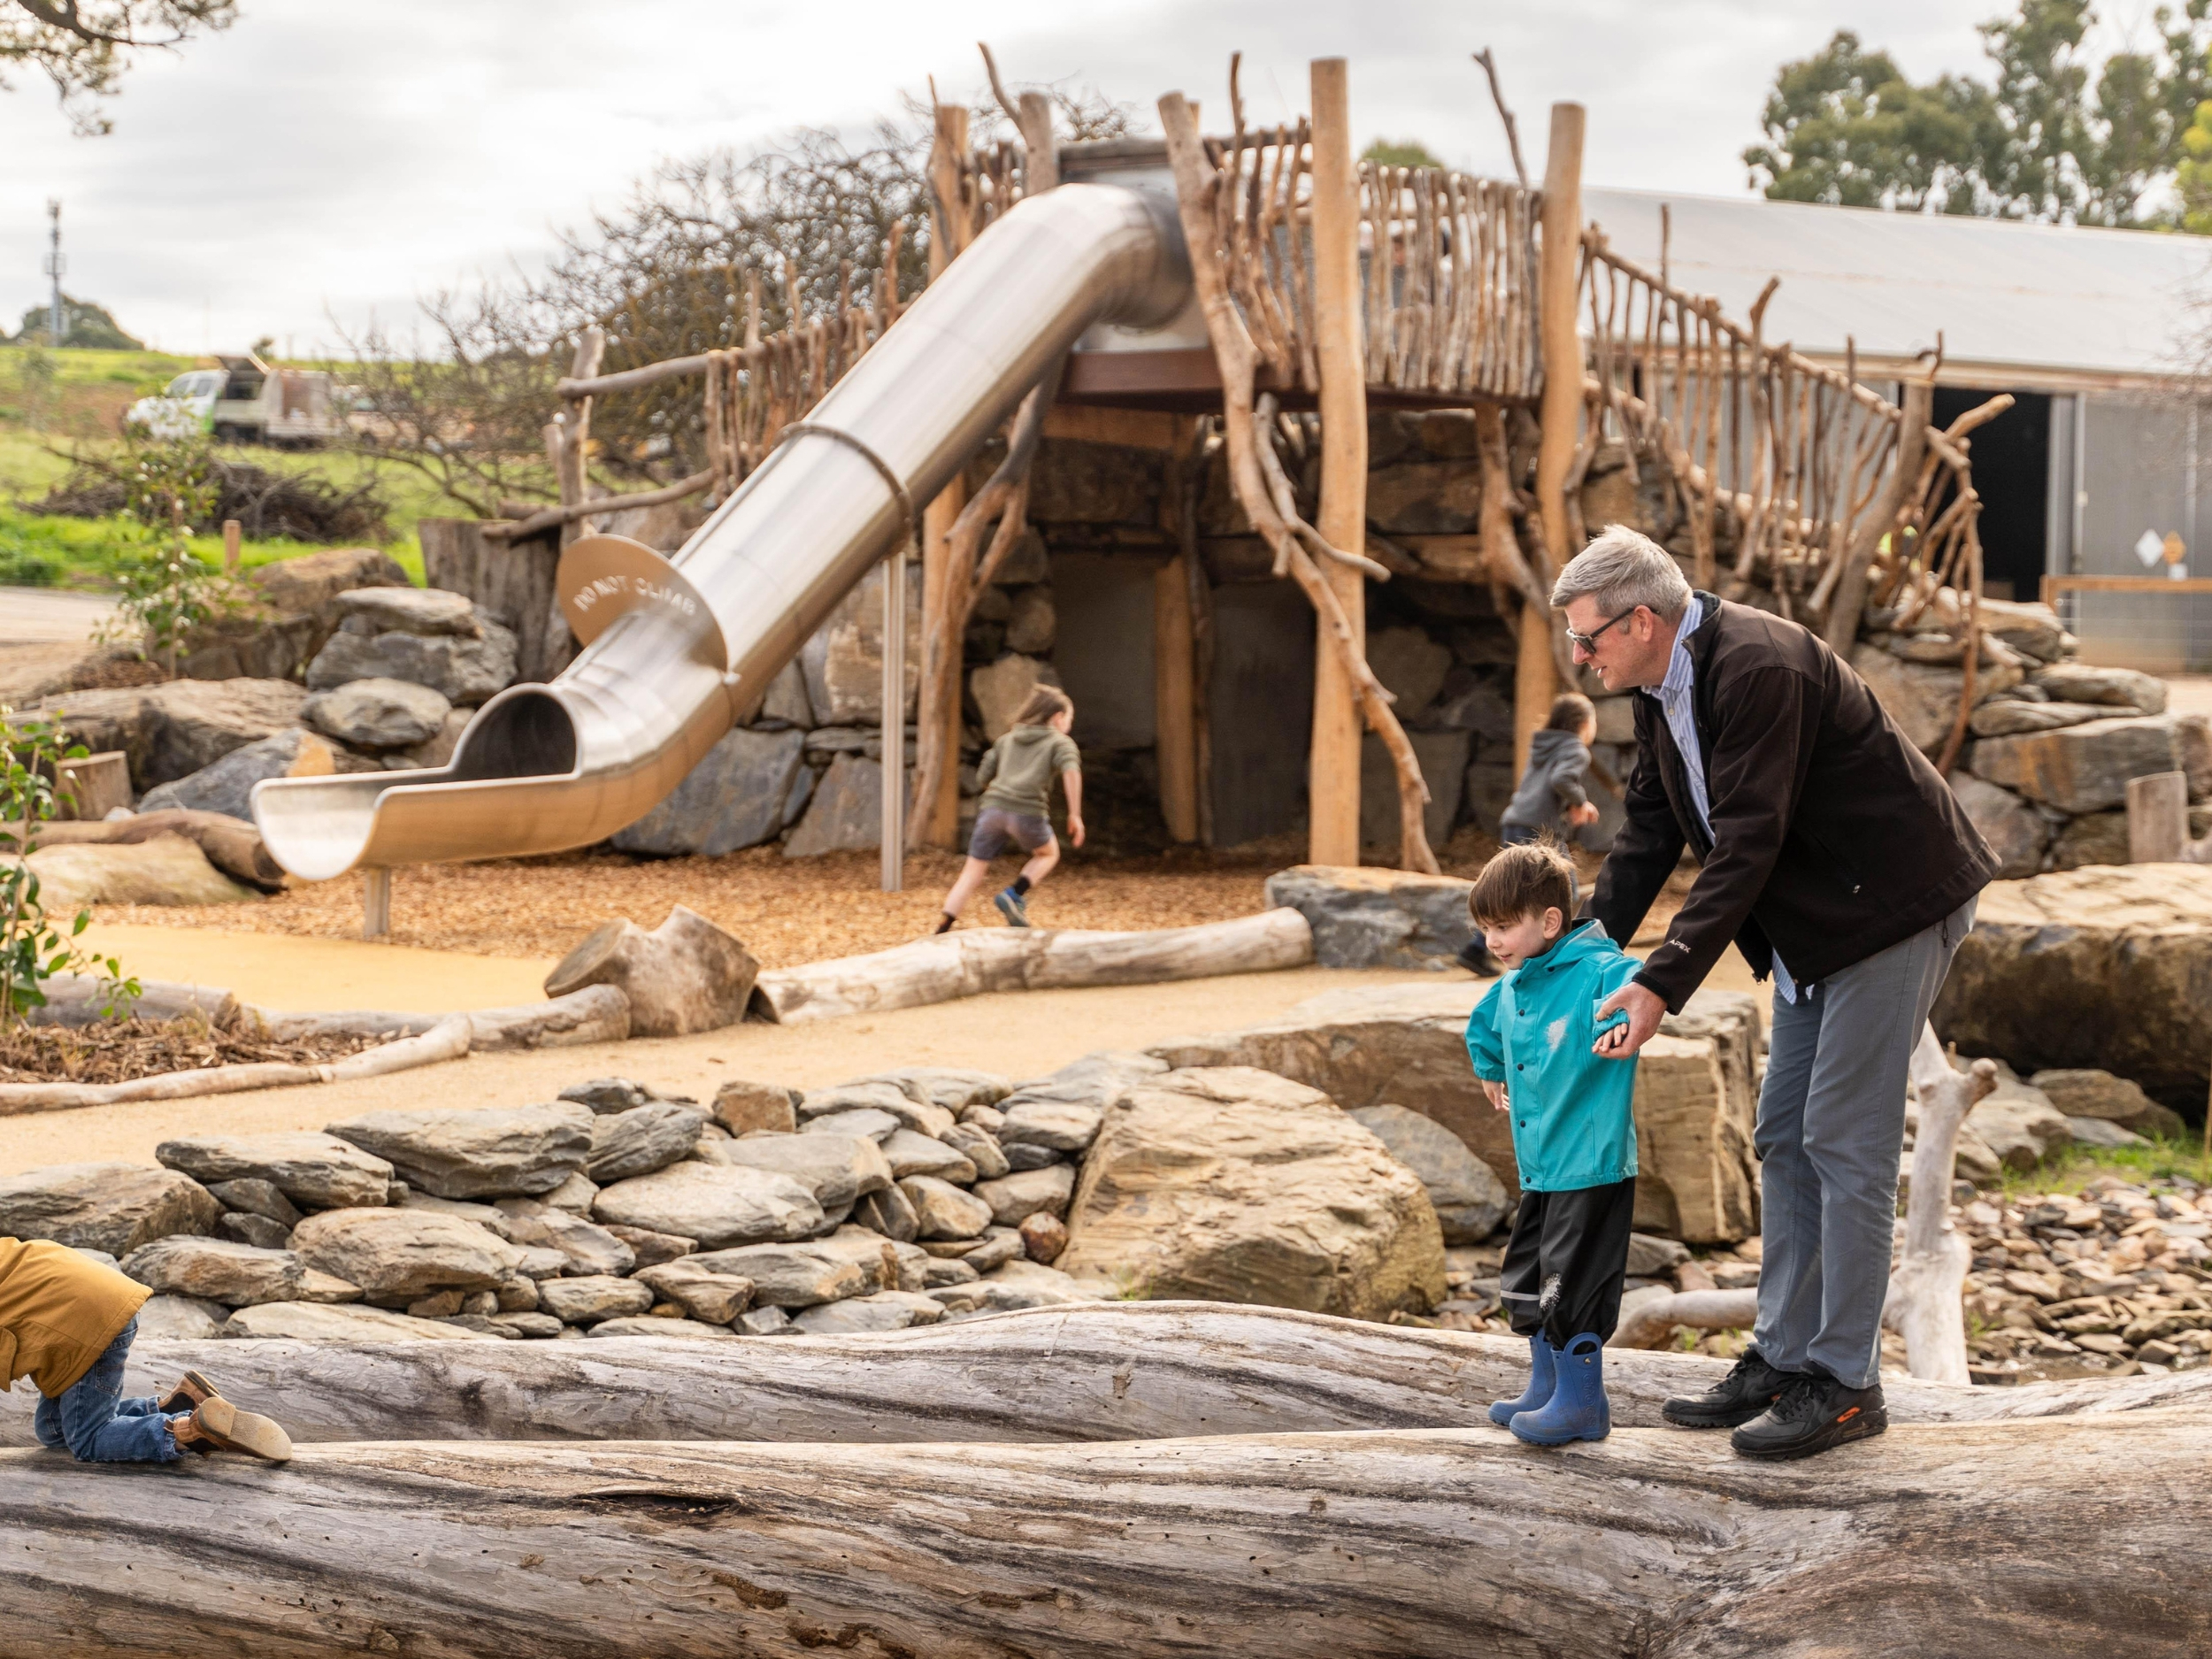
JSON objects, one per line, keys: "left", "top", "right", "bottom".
{"left": 156, "top": 1369, "right": 219, "bottom": 1416}
{"left": 173, "top": 1394, "right": 293, "bottom": 1463}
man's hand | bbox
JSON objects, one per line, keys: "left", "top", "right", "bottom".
{"left": 1569, "top": 802, "right": 1601, "bottom": 827}
{"left": 1594, "top": 981, "right": 1667, "bottom": 1057}
{"left": 1481, "top": 1079, "right": 1507, "bottom": 1111}
{"left": 1067, "top": 815, "right": 1087, "bottom": 849}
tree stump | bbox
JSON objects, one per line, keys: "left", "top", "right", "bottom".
{"left": 544, "top": 905, "right": 757, "bottom": 1037}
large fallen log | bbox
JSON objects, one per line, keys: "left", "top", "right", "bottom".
{"left": 6, "top": 1302, "right": 2200, "bottom": 1448}
{"left": 4, "top": 1409, "right": 2206, "bottom": 1657}
{"left": 24, "top": 806, "right": 284, "bottom": 889}
{"left": 751, "top": 908, "right": 1313, "bottom": 1023}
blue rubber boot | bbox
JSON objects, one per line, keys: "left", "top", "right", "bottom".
{"left": 1487, "top": 1335, "right": 1557, "bottom": 1426}
{"left": 1509, "top": 1333, "right": 1610, "bottom": 1446}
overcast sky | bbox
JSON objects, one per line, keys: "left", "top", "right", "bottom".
{"left": 0, "top": 0, "right": 2178, "bottom": 356}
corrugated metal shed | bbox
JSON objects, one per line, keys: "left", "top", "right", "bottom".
{"left": 1581, "top": 186, "right": 2212, "bottom": 389}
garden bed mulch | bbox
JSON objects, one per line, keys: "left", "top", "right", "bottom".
{"left": 0, "top": 1018, "right": 395, "bottom": 1087}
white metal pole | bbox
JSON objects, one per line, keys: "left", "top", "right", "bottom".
{"left": 362, "top": 868, "right": 391, "bottom": 940}
{"left": 880, "top": 549, "right": 906, "bottom": 892}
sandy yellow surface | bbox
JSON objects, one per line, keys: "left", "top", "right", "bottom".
{"left": 78, "top": 924, "right": 557, "bottom": 1014}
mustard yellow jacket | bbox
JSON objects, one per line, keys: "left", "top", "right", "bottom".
{"left": 0, "top": 1237, "right": 150, "bottom": 1398}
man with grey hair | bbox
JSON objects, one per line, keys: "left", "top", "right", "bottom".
{"left": 1556, "top": 524, "right": 1995, "bottom": 1460}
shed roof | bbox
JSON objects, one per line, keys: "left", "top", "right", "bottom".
{"left": 1580, "top": 185, "right": 2212, "bottom": 390}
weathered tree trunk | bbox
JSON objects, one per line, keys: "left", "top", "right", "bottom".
{"left": 751, "top": 909, "right": 1312, "bottom": 1024}
{"left": 2, "top": 1408, "right": 2205, "bottom": 1657}
{"left": 1610, "top": 1286, "right": 1759, "bottom": 1350}
{"left": 1891, "top": 1026, "right": 1997, "bottom": 1383}
{"left": 25, "top": 808, "right": 282, "bottom": 889}
{"left": 12, "top": 1302, "right": 2204, "bottom": 1450}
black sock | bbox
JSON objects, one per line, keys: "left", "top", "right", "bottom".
{"left": 1011, "top": 876, "right": 1032, "bottom": 897}
{"left": 935, "top": 912, "right": 956, "bottom": 933}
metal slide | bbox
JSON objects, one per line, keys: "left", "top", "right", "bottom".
{"left": 253, "top": 182, "right": 1192, "bottom": 881}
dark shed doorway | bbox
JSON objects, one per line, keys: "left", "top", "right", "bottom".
{"left": 1932, "top": 387, "right": 2051, "bottom": 602}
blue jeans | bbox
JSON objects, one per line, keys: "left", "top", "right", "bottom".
{"left": 32, "top": 1317, "right": 180, "bottom": 1463}
{"left": 1751, "top": 899, "right": 1976, "bottom": 1389}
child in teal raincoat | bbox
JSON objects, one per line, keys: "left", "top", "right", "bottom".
{"left": 1463, "top": 838, "right": 1644, "bottom": 1445}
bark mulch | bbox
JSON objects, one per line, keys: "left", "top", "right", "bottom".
{"left": 0, "top": 1018, "right": 392, "bottom": 1086}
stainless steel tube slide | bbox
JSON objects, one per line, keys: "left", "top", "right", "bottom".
{"left": 254, "top": 182, "right": 1191, "bottom": 880}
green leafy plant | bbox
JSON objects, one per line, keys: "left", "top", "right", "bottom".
{"left": 95, "top": 428, "right": 242, "bottom": 672}
{"left": 1, "top": 708, "right": 137, "bottom": 1031}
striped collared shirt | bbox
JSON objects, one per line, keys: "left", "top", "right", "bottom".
{"left": 1640, "top": 600, "right": 1801, "bottom": 1002}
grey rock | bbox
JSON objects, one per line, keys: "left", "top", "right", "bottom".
{"left": 493, "top": 1274, "right": 540, "bottom": 1311}
{"left": 712, "top": 1079, "right": 801, "bottom": 1135}
{"left": 1429, "top": 678, "right": 1517, "bottom": 742}
{"left": 157, "top": 1132, "right": 395, "bottom": 1211}
{"left": 940, "top": 1123, "right": 1010, "bottom": 1179}
{"left": 135, "top": 1293, "right": 227, "bottom": 1341}
{"left": 879, "top": 1128, "right": 977, "bottom": 1185}
{"left": 540, "top": 1171, "right": 599, "bottom": 1214}
{"left": 326, "top": 1102, "right": 594, "bottom": 1200}
{"left": 587, "top": 1316, "right": 741, "bottom": 1340}
{"left": 394, "top": 1190, "right": 509, "bottom": 1231}
{"left": 331, "top": 586, "right": 480, "bottom": 637}
{"left": 492, "top": 1198, "right": 637, "bottom": 1278}
{"left": 557, "top": 1078, "right": 661, "bottom": 1114}
{"left": 791, "top": 1289, "right": 944, "bottom": 1334}
{"left": 950, "top": 1228, "right": 1025, "bottom": 1274}
{"left": 221, "top": 1301, "right": 497, "bottom": 1341}
{"left": 2066, "top": 1116, "right": 2150, "bottom": 1149}
{"left": 1365, "top": 626, "right": 1453, "bottom": 722}
{"left": 634, "top": 1259, "right": 755, "bottom": 1325}
{"left": 713, "top": 1132, "right": 892, "bottom": 1210}
{"left": 996, "top": 1101, "right": 1103, "bottom": 1155}
{"left": 1852, "top": 644, "right": 2019, "bottom": 753}
{"left": 137, "top": 728, "right": 348, "bottom": 819}
{"left": 591, "top": 1161, "right": 823, "bottom": 1249}
{"left": 799, "top": 559, "right": 921, "bottom": 725}
{"left": 204, "top": 1178, "right": 303, "bottom": 1229}
{"left": 298, "top": 1268, "right": 365, "bottom": 1303}
{"left": 1463, "top": 759, "right": 1517, "bottom": 834}
{"left": 739, "top": 1305, "right": 795, "bottom": 1335}
{"left": 1264, "top": 864, "right": 1475, "bottom": 971}
{"left": 685, "top": 1242, "right": 870, "bottom": 1308}
{"left": 307, "top": 610, "right": 518, "bottom": 703}
{"left": 1003, "top": 586, "right": 1056, "bottom": 655}
{"left": 1948, "top": 774, "right": 2048, "bottom": 880}
{"left": 1970, "top": 714, "right": 2183, "bottom": 815}
{"left": 1969, "top": 699, "right": 2118, "bottom": 737}
{"left": 853, "top": 1184, "right": 919, "bottom": 1242}
{"left": 2032, "top": 662, "right": 2166, "bottom": 715}
{"left": 801, "top": 1082, "right": 956, "bottom": 1140}
{"left": 612, "top": 726, "right": 806, "bottom": 856}
{"left": 959, "top": 1103, "right": 1009, "bottom": 1133}
{"left": 856, "top": 1068, "right": 1012, "bottom": 1114}
{"left": 288, "top": 1208, "right": 521, "bottom": 1301}
{"left": 972, "top": 1164, "right": 1075, "bottom": 1228}
{"left": 1001, "top": 1143, "right": 1064, "bottom": 1172}
{"left": 1348, "top": 1103, "right": 1511, "bottom": 1243}
{"left": 217, "top": 1212, "right": 292, "bottom": 1250}
{"left": 804, "top": 726, "right": 870, "bottom": 757}
{"left": 2051, "top": 810, "right": 2130, "bottom": 870}
{"left": 535, "top": 1275, "right": 656, "bottom": 1325}
{"left": 940, "top": 1259, "right": 1092, "bottom": 1317}
{"left": 301, "top": 677, "right": 452, "bottom": 750}
{"left": 489, "top": 1311, "right": 564, "bottom": 1338}
{"left": 759, "top": 660, "right": 812, "bottom": 726}
{"left": 802, "top": 1108, "right": 901, "bottom": 1144}
{"left": 119, "top": 1237, "right": 306, "bottom": 1307}
{"left": 783, "top": 751, "right": 888, "bottom": 858}
{"left": 600, "top": 1223, "right": 697, "bottom": 1266}
{"left": 541, "top": 906, "right": 757, "bottom": 1040}
{"left": 1968, "top": 1075, "right": 2076, "bottom": 1171}
{"left": 1359, "top": 730, "right": 1470, "bottom": 851}
{"left": 899, "top": 1176, "right": 994, "bottom": 1240}
{"left": 586, "top": 1101, "right": 707, "bottom": 1183}
{"left": 1018, "top": 1210, "right": 1068, "bottom": 1263}
{"left": 780, "top": 762, "right": 815, "bottom": 828}
{"left": 923, "top": 1256, "right": 979, "bottom": 1287}
{"left": 2030, "top": 1070, "right": 2187, "bottom": 1138}
{"left": 1624, "top": 1233, "right": 1692, "bottom": 1278}
{"left": 0, "top": 1163, "right": 220, "bottom": 1256}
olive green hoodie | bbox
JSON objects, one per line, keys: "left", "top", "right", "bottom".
{"left": 977, "top": 724, "right": 1079, "bottom": 818}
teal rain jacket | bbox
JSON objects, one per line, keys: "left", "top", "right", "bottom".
{"left": 1463, "top": 918, "right": 1644, "bottom": 1192}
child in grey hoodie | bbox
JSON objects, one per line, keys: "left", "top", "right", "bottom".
{"left": 1499, "top": 693, "right": 1600, "bottom": 847}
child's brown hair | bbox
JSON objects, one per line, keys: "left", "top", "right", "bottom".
{"left": 1469, "top": 839, "right": 1578, "bottom": 929}
{"left": 1013, "top": 686, "right": 1073, "bottom": 726}
{"left": 1546, "top": 691, "right": 1597, "bottom": 734}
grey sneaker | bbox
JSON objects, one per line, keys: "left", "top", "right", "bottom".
{"left": 994, "top": 887, "right": 1030, "bottom": 927}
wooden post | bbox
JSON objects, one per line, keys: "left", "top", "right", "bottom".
{"left": 2127, "top": 772, "right": 2191, "bottom": 864}
{"left": 1156, "top": 553, "right": 1199, "bottom": 841}
{"left": 361, "top": 868, "right": 391, "bottom": 941}
{"left": 1521, "top": 102, "right": 1586, "bottom": 780}
{"left": 557, "top": 326, "right": 607, "bottom": 549}
{"left": 1308, "top": 57, "right": 1367, "bottom": 868}
{"left": 220, "top": 518, "right": 242, "bottom": 574}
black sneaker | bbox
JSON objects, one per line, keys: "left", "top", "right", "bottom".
{"left": 1730, "top": 1374, "right": 1887, "bottom": 1461}
{"left": 994, "top": 887, "right": 1031, "bottom": 927}
{"left": 1662, "top": 1346, "right": 1797, "bottom": 1430}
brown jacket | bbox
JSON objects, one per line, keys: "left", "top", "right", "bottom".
{"left": 1589, "top": 595, "right": 1998, "bottom": 1011}
{"left": 0, "top": 1237, "right": 150, "bottom": 1398}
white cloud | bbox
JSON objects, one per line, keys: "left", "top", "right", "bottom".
{"left": 0, "top": 0, "right": 2038, "bottom": 355}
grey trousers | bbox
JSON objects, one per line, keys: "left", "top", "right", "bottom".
{"left": 1751, "top": 898, "right": 1977, "bottom": 1388}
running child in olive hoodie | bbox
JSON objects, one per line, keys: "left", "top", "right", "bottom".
{"left": 933, "top": 686, "right": 1085, "bottom": 932}
{"left": 1462, "top": 840, "right": 1643, "bottom": 1446}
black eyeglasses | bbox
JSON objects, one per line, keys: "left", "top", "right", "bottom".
{"left": 1566, "top": 608, "right": 1638, "bottom": 656}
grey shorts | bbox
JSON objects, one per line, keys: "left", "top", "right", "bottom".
{"left": 968, "top": 806, "right": 1054, "bottom": 860}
